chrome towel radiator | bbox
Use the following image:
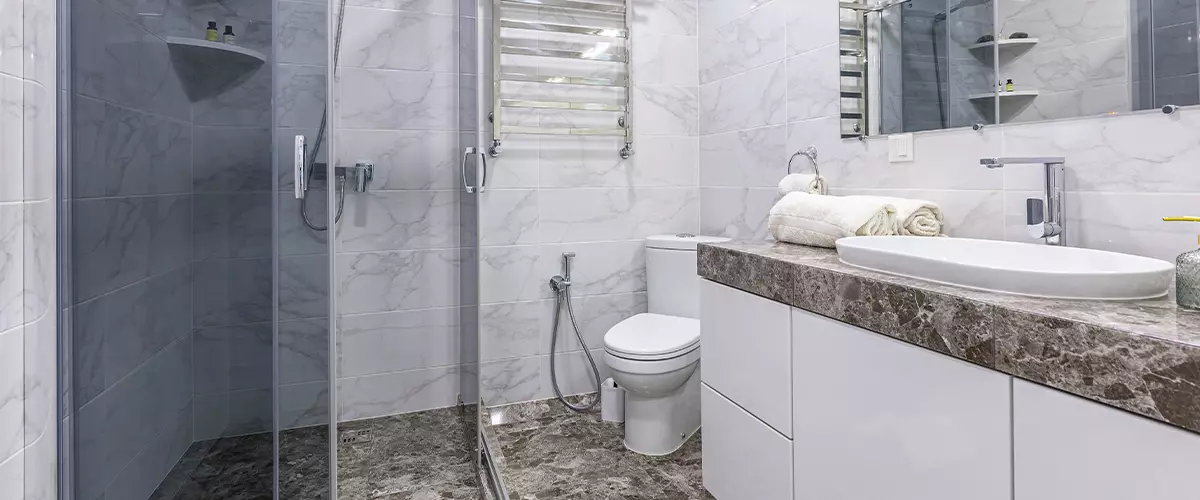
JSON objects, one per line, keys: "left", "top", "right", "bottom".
{"left": 489, "top": 0, "right": 634, "bottom": 159}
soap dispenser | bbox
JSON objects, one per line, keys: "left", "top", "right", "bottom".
{"left": 1163, "top": 216, "right": 1200, "bottom": 310}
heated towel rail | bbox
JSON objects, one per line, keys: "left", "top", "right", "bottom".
{"left": 489, "top": 0, "right": 634, "bottom": 158}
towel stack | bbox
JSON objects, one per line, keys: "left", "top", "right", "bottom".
{"left": 768, "top": 189, "right": 945, "bottom": 248}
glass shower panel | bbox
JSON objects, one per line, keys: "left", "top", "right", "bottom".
{"left": 60, "top": 0, "right": 334, "bottom": 495}
{"left": 327, "top": 0, "right": 482, "bottom": 498}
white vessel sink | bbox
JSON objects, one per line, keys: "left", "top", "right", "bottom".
{"left": 835, "top": 236, "right": 1174, "bottom": 300}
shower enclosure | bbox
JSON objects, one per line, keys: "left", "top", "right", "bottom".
{"left": 58, "top": 0, "right": 488, "bottom": 497}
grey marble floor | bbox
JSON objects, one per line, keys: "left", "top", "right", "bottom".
{"left": 149, "top": 407, "right": 478, "bottom": 500}
{"left": 485, "top": 398, "right": 714, "bottom": 500}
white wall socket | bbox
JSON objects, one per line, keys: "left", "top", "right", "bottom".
{"left": 888, "top": 133, "right": 915, "bottom": 163}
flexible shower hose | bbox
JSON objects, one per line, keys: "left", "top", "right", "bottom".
{"left": 549, "top": 282, "right": 602, "bottom": 412}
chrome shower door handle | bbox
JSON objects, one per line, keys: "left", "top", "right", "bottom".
{"left": 461, "top": 147, "right": 477, "bottom": 193}
{"left": 294, "top": 135, "right": 308, "bottom": 199}
{"left": 461, "top": 147, "right": 489, "bottom": 194}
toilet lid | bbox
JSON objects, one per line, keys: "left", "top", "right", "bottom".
{"left": 604, "top": 313, "right": 700, "bottom": 358}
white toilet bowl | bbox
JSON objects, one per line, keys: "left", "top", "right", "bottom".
{"left": 604, "top": 313, "right": 702, "bottom": 456}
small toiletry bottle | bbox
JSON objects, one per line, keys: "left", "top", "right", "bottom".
{"left": 222, "top": 25, "right": 236, "bottom": 45}
{"left": 1005, "top": 79, "right": 1014, "bottom": 92}
{"left": 206, "top": 21, "right": 219, "bottom": 42}
{"left": 1163, "top": 216, "right": 1200, "bottom": 309}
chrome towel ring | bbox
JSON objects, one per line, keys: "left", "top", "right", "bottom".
{"left": 788, "top": 146, "right": 820, "bottom": 178}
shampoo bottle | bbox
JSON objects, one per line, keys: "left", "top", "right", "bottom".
{"left": 205, "top": 21, "right": 219, "bottom": 42}
{"left": 1163, "top": 216, "right": 1200, "bottom": 310}
{"left": 223, "top": 25, "right": 237, "bottom": 45}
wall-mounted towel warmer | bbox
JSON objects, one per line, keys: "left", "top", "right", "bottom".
{"left": 490, "top": 0, "right": 635, "bottom": 159}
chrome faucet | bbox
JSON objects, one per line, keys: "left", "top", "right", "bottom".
{"left": 980, "top": 157, "right": 1066, "bottom": 246}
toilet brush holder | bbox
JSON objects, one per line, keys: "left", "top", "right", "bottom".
{"left": 601, "top": 377, "right": 625, "bottom": 423}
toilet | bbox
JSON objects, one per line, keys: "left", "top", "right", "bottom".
{"left": 603, "top": 234, "right": 730, "bottom": 456}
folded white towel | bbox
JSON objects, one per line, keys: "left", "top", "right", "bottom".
{"left": 778, "top": 173, "right": 828, "bottom": 196}
{"left": 847, "top": 195, "right": 944, "bottom": 236}
{"left": 768, "top": 193, "right": 897, "bottom": 248}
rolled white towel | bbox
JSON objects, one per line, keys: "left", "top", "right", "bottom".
{"left": 778, "top": 173, "right": 828, "bottom": 196}
{"left": 848, "top": 195, "right": 944, "bottom": 236}
{"left": 768, "top": 192, "right": 897, "bottom": 248}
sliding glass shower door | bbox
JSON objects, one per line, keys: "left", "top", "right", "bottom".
{"left": 59, "top": 0, "right": 335, "bottom": 495}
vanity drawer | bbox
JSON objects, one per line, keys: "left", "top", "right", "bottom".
{"left": 700, "top": 280, "right": 792, "bottom": 436}
{"left": 702, "top": 383, "right": 793, "bottom": 500}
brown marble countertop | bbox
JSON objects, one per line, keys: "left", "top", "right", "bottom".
{"left": 698, "top": 240, "right": 1200, "bottom": 435}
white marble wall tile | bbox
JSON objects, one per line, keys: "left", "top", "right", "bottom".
{"left": 277, "top": 63, "right": 329, "bottom": 128}
{"left": 480, "top": 245, "right": 547, "bottom": 304}
{"left": 699, "top": 0, "right": 785, "bottom": 84}
{"left": 340, "top": 8, "right": 457, "bottom": 72}
{"left": 278, "top": 0, "right": 328, "bottom": 66}
{"left": 701, "top": 61, "right": 786, "bottom": 135}
{"left": 481, "top": 135, "right": 540, "bottom": 189}
{"left": 538, "top": 135, "right": 698, "bottom": 188}
{"left": 280, "top": 318, "right": 329, "bottom": 385}
{"left": 697, "top": 0, "right": 771, "bottom": 33}
{"left": 0, "top": 325, "right": 22, "bottom": 463}
{"left": 193, "top": 324, "right": 273, "bottom": 395}
{"left": 1000, "top": 111, "right": 1200, "bottom": 193}
{"left": 193, "top": 194, "right": 272, "bottom": 260}
{"left": 784, "top": 45, "right": 839, "bottom": 123}
{"left": 633, "top": 84, "right": 700, "bottom": 137}
{"left": 1043, "top": 192, "right": 1200, "bottom": 262}
{"left": 280, "top": 254, "right": 331, "bottom": 321}
{"left": 22, "top": 426, "right": 54, "bottom": 500}
{"left": 193, "top": 257, "right": 273, "bottom": 327}
{"left": 478, "top": 189, "right": 538, "bottom": 246}
{"left": 103, "top": 406, "right": 191, "bottom": 500}
{"left": 1007, "top": 37, "right": 1128, "bottom": 94}
{"left": 338, "top": 307, "right": 460, "bottom": 377}
{"left": 480, "top": 356, "right": 541, "bottom": 405}
{"left": 22, "top": 313, "right": 52, "bottom": 446}
{"left": 338, "top": 366, "right": 460, "bottom": 421}
{"left": 337, "top": 249, "right": 460, "bottom": 315}
{"left": 633, "top": 33, "right": 699, "bottom": 86}
{"left": 193, "top": 388, "right": 271, "bottom": 440}
{"left": 278, "top": 381, "right": 330, "bottom": 429}
{"left": 543, "top": 292, "right": 647, "bottom": 353}
{"left": 192, "top": 126, "right": 273, "bottom": 193}
{"left": 637, "top": 0, "right": 699, "bottom": 36}
{"left": 20, "top": 202, "right": 52, "bottom": 324}
{"left": 998, "top": 0, "right": 1128, "bottom": 52}
{"left": 699, "top": 187, "right": 779, "bottom": 239}
{"left": 539, "top": 187, "right": 699, "bottom": 243}
{"left": 0, "top": 76, "right": 21, "bottom": 204}
{"left": 71, "top": 96, "right": 191, "bottom": 199}
{"left": 631, "top": 136, "right": 700, "bottom": 186}
{"left": 538, "top": 348, "right": 611, "bottom": 398}
{"left": 338, "top": 68, "right": 459, "bottom": 131}
{"left": 786, "top": 0, "right": 836, "bottom": 57}
{"left": 279, "top": 196, "right": 329, "bottom": 256}
{"left": 337, "top": 130, "right": 460, "bottom": 190}
{"left": 0, "top": 0, "right": 21, "bottom": 78}
{"left": 23, "top": 82, "right": 54, "bottom": 203}
{"left": 0, "top": 205, "right": 21, "bottom": 334}
{"left": 539, "top": 240, "right": 646, "bottom": 296}
{"left": 192, "top": 67, "right": 272, "bottom": 128}
{"left": 337, "top": 190, "right": 458, "bottom": 252}
{"left": 0, "top": 448, "right": 22, "bottom": 499}
{"left": 699, "top": 124, "right": 787, "bottom": 187}
{"left": 343, "top": 0, "right": 456, "bottom": 13}
{"left": 74, "top": 336, "right": 191, "bottom": 500}
{"left": 480, "top": 300, "right": 545, "bottom": 362}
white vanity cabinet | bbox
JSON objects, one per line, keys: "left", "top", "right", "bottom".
{"left": 790, "top": 309, "right": 1013, "bottom": 500}
{"left": 1012, "top": 380, "right": 1200, "bottom": 500}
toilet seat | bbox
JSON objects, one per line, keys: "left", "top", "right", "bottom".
{"left": 603, "top": 313, "right": 700, "bottom": 361}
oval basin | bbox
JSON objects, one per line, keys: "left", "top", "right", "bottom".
{"left": 835, "top": 236, "right": 1174, "bottom": 300}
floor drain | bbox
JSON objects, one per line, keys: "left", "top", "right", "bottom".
{"left": 340, "top": 429, "right": 372, "bottom": 444}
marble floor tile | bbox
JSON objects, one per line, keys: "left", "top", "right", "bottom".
{"left": 486, "top": 398, "right": 714, "bottom": 500}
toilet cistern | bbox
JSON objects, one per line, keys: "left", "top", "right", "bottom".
{"left": 980, "top": 156, "right": 1066, "bottom": 246}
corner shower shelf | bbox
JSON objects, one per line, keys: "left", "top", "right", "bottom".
{"left": 967, "top": 38, "right": 1038, "bottom": 56}
{"left": 165, "top": 37, "right": 267, "bottom": 65}
{"left": 969, "top": 90, "right": 1039, "bottom": 101}
{"left": 165, "top": 37, "right": 267, "bottom": 101}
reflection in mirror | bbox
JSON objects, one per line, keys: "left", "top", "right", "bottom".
{"left": 840, "top": 0, "right": 997, "bottom": 137}
{"left": 842, "top": 0, "right": 1195, "bottom": 138}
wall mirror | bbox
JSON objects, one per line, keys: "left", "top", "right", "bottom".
{"left": 839, "top": 0, "right": 1188, "bottom": 138}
